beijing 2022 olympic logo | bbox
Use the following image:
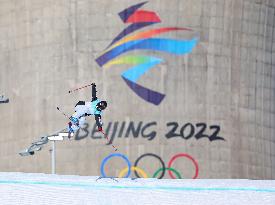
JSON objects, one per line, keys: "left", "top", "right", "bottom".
{"left": 100, "top": 153, "right": 199, "bottom": 179}
{"left": 96, "top": 1, "right": 198, "bottom": 105}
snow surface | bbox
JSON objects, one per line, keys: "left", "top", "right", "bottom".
{"left": 0, "top": 172, "right": 274, "bottom": 205}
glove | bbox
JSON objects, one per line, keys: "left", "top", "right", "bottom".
{"left": 98, "top": 127, "right": 102, "bottom": 132}
{"left": 68, "top": 122, "right": 74, "bottom": 133}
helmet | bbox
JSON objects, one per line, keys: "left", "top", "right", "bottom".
{"left": 96, "top": 101, "right": 107, "bottom": 111}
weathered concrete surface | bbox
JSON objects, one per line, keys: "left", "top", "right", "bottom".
{"left": 0, "top": 0, "right": 274, "bottom": 179}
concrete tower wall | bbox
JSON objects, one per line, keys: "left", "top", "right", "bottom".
{"left": 0, "top": 0, "right": 274, "bottom": 179}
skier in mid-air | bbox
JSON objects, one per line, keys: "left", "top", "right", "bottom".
{"left": 68, "top": 83, "right": 107, "bottom": 133}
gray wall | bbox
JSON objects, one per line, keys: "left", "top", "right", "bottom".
{"left": 0, "top": 0, "right": 274, "bottom": 179}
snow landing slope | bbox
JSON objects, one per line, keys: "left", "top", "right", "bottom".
{"left": 0, "top": 172, "right": 274, "bottom": 205}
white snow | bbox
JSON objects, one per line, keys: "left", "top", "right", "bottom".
{"left": 0, "top": 172, "right": 274, "bottom": 205}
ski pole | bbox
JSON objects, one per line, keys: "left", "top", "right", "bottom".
{"left": 68, "top": 83, "right": 94, "bottom": 93}
{"left": 57, "top": 106, "right": 79, "bottom": 131}
{"left": 100, "top": 130, "right": 118, "bottom": 152}
{"left": 57, "top": 107, "right": 71, "bottom": 120}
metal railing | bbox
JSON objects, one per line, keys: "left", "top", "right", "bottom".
{"left": 19, "top": 129, "right": 72, "bottom": 174}
{"left": 0, "top": 95, "right": 9, "bottom": 103}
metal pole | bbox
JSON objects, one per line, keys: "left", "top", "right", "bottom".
{"left": 51, "top": 141, "right": 56, "bottom": 174}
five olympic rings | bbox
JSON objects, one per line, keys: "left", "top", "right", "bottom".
{"left": 100, "top": 153, "right": 199, "bottom": 179}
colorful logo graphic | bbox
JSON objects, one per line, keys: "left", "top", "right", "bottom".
{"left": 96, "top": 1, "right": 198, "bottom": 105}
{"left": 100, "top": 153, "right": 199, "bottom": 179}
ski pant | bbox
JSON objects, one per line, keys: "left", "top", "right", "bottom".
{"left": 70, "top": 105, "right": 90, "bottom": 132}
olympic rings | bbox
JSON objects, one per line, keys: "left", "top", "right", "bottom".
{"left": 153, "top": 167, "right": 182, "bottom": 179}
{"left": 168, "top": 153, "right": 199, "bottom": 179}
{"left": 100, "top": 153, "right": 199, "bottom": 179}
{"left": 134, "top": 153, "right": 165, "bottom": 179}
{"left": 118, "top": 166, "right": 148, "bottom": 178}
{"left": 100, "top": 153, "right": 132, "bottom": 178}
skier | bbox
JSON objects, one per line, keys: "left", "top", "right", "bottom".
{"left": 68, "top": 83, "right": 107, "bottom": 133}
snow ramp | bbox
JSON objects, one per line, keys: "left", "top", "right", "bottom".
{"left": 0, "top": 172, "right": 274, "bottom": 205}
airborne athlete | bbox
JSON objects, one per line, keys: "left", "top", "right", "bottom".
{"left": 19, "top": 84, "right": 109, "bottom": 156}
{"left": 68, "top": 83, "right": 107, "bottom": 133}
